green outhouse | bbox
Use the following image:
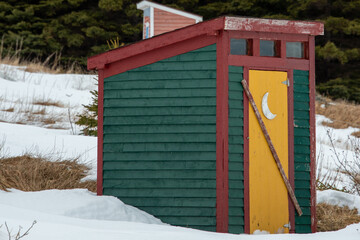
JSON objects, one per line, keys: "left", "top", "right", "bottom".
{"left": 88, "top": 16, "right": 323, "bottom": 234}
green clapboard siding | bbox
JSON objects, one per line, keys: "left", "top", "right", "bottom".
{"left": 102, "top": 44, "right": 217, "bottom": 231}
{"left": 293, "top": 69, "right": 312, "bottom": 233}
{"left": 228, "top": 65, "right": 244, "bottom": 234}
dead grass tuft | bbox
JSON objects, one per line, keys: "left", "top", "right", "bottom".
{"left": 351, "top": 131, "right": 360, "bottom": 138}
{"left": 3, "top": 108, "right": 14, "bottom": 112}
{"left": 316, "top": 95, "right": 360, "bottom": 134}
{"left": 32, "top": 108, "right": 46, "bottom": 115}
{"left": 33, "top": 100, "right": 64, "bottom": 108}
{"left": 0, "top": 155, "right": 96, "bottom": 192}
{"left": 316, "top": 203, "right": 360, "bottom": 232}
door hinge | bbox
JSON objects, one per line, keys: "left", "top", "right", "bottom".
{"left": 283, "top": 222, "right": 291, "bottom": 230}
{"left": 282, "top": 79, "right": 290, "bottom": 87}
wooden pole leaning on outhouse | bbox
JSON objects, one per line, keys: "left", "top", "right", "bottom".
{"left": 241, "top": 80, "right": 303, "bottom": 216}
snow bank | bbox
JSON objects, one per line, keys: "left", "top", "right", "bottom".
{"left": 317, "top": 190, "right": 360, "bottom": 213}
{"left": 0, "top": 189, "right": 163, "bottom": 224}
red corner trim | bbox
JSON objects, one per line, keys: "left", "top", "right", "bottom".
{"left": 287, "top": 69, "right": 295, "bottom": 233}
{"left": 88, "top": 17, "right": 225, "bottom": 70}
{"left": 243, "top": 67, "right": 250, "bottom": 234}
{"left": 309, "top": 36, "right": 317, "bottom": 233}
{"left": 216, "top": 30, "right": 229, "bottom": 233}
{"left": 97, "top": 69, "right": 104, "bottom": 196}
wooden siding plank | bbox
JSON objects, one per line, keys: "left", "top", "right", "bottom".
{"left": 228, "top": 118, "right": 244, "bottom": 127}
{"left": 105, "top": 70, "right": 217, "bottom": 81}
{"left": 104, "top": 124, "right": 215, "bottom": 134}
{"left": 103, "top": 152, "right": 216, "bottom": 161}
{"left": 294, "top": 111, "right": 310, "bottom": 120}
{"left": 294, "top": 101, "right": 310, "bottom": 111}
{"left": 161, "top": 52, "right": 216, "bottom": 61}
{"left": 228, "top": 226, "right": 244, "bottom": 234}
{"left": 294, "top": 128, "right": 311, "bottom": 137}
{"left": 295, "top": 180, "right": 310, "bottom": 189}
{"left": 228, "top": 208, "right": 244, "bottom": 216}
{"left": 103, "top": 170, "right": 216, "bottom": 179}
{"left": 294, "top": 137, "right": 311, "bottom": 145}
{"left": 229, "top": 199, "right": 244, "bottom": 207}
{"left": 295, "top": 172, "right": 311, "bottom": 180}
{"left": 294, "top": 93, "right": 310, "bottom": 101}
{"left": 103, "top": 143, "right": 216, "bottom": 152}
{"left": 104, "top": 79, "right": 216, "bottom": 89}
{"left": 104, "top": 88, "right": 216, "bottom": 99}
{"left": 103, "top": 188, "right": 217, "bottom": 198}
{"left": 103, "top": 179, "right": 216, "bottom": 188}
{"left": 158, "top": 216, "right": 216, "bottom": 226}
{"left": 295, "top": 225, "right": 312, "bottom": 233}
{"left": 294, "top": 154, "right": 310, "bottom": 163}
{"left": 295, "top": 163, "right": 311, "bottom": 171}
{"left": 103, "top": 106, "right": 216, "bottom": 117}
{"left": 140, "top": 207, "right": 216, "bottom": 216}
{"left": 122, "top": 61, "right": 216, "bottom": 72}
{"left": 103, "top": 115, "right": 216, "bottom": 125}
{"left": 103, "top": 133, "right": 215, "bottom": 143}
{"left": 294, "top": 145, "right": 310, "bottom": 154}
{"left": 229, "top": 144, "right": 244, "bottom": 154}
{"left": 117, "top": 197, "right": 216, "bottom": 207}
{"left": 295, "top": 119, "right": 311, "bottom": 128}
{"left": 103, "top": 161, "right": 217, "bottom": 171}
{"left": 104, "top": 97, "right": 216, "bottom": 108}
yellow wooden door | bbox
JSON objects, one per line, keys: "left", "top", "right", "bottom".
{"left": 249, "top": 70, "right": 289, "bottom": 234}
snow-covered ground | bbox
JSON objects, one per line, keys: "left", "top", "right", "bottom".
{"left": 0, "top": 64, "right": 359, "bottom": 239}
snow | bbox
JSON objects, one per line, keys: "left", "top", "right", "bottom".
{"left": 317, "top": 190, "right": 360, "bottom": 213}
{"left": 0, "top": 63, "right": 359, "bottom": 239}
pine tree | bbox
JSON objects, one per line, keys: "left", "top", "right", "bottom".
{"left": 76, "top": 86, "right": 98, "bottom": 136}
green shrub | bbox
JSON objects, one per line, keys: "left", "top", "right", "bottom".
{"left": 317, "top": 77, "right": 360, "bottom": 103}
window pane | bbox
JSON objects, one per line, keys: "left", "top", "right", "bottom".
{"left": 260, "top": 40, "right": 277, "bottom": 57}
{"left": 230, "top": 39, "right": 247, "bottom": 55}
{"left": 286, "top": 42, "right": 304, "bottom": 58}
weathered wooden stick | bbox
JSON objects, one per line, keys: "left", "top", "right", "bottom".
{"left": 241, "top": 79, "right": 303, "bottom": 216}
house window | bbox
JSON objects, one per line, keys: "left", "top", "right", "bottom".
{"left": 230, "top": 39, "right": 252, "bottom": 55}
{"left": 286, "top": 42, "right": 304, "bottom": 58}
{"left": 260, "top": 40, "right": 280, "bottom": 57}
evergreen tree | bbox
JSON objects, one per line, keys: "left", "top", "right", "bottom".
{"left": 76, "top": 86, "right": 98, "bottom": 136}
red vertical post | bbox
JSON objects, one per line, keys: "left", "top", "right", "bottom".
{"left": 243, "top": 67, "right": 250, "bottom": 234}
{"left": 216, "top": 30, "right": 229, "bottom": 233}
{"left": 97, "top": 68, "right": 104, "bottom": 196}
{"left": 309, "top": 36, "right": 317, "bottom": 232}
{"left": 287, "top": 69, "right": 296, "bottom": 233}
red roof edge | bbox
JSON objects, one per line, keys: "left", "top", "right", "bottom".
{"left": 224, "top": 17, "right": 324, "bottom": 36}
{"left": 87, "top": 17, "right": 225, "bottom": 70}
{"left": 88, "top": 16, "right": 324, "bottom": 70}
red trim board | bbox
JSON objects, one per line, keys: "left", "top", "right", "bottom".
{"left": 287, "top": 69, "right": 295, "bottom": 233}
{"left": 309, "top": 36, "right": 317, "bottom": 233}
{"left": 216, "top": 30, "right": 229, "bottom": 233}
{"left": 243, "top": 67, "right": 250, "bottom": 234}
{"left": 97, "top": 69, "right": 104, "bottom": 196}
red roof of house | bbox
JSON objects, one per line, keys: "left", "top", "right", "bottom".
{"left": 88, "top": 16, "right": 324, "bottom": 70}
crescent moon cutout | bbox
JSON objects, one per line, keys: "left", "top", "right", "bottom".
{"left": 262, "top": 92, "right": 277, "bottom": 120}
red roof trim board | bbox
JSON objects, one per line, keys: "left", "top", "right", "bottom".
{"left": 88, "top": 16, "right": 323, "bottom": 70}
{"left": 224, "top": 17, "right": 324, "bottom": 35}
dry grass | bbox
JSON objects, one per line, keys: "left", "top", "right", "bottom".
{"left": 317, "top": 203, "right": 360, "bottom": 232}
{"left": 0, "top": 155, "right": 96, "bottom": 192}
{"left": 33, "top": 100, "right": 65, "bottom": 108}
{"left": 316, "top": 95, "right": 360, "bottom": 137}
